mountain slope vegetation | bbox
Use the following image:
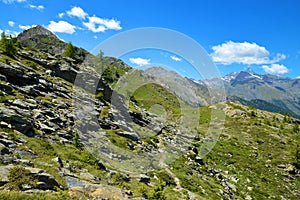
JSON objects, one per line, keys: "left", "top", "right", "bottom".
{"left": 0, "top": 26, "right": 299, "bottom": 199}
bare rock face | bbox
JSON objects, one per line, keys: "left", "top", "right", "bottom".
{"left": 0, "top": 143, "right": 10, "bottom": 155}
{"left": 17, "top": 25, "right": 88, "bottom": 62}
{"left": 18, "top": 25, "right": 56, "bottom": 39}
{"left": 17, "top": 25, "right": 65, "bottom": 55}
{"left": 0, "top": 107, "right": 33, "bottom": 136}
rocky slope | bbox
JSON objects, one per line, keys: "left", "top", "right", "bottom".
{"left": 0, "top": 26, "right": 300, "bottom": 199}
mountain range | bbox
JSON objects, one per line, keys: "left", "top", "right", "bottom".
{"left": 198, "top": 69, "right": 300, "bottom": 118}
{"left": 0, "top": 25, "right": 299, "bottom": 199}
{"left": 136, "top": 66, "right": 300, "bottom": 119}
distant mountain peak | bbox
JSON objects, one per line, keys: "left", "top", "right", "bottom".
{"left": 245, "top": 67, "right": 254, "bottom": 74}
{"left": 17, "top": 25, "right": 58, "bottom": 40}
{"left": 17, "top": 25, "right": 66, "bottom": 54}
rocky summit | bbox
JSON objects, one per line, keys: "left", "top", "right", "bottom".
{"left": 0, "top": 26, "right": 300, "bottom": 199}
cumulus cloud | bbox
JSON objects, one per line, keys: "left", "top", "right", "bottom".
{"left": 1, "top": 0, "right": 26, "bottom": 4}
{"left": 83, "top": 16, "right": 122, "bottom": 32}
{"left": 58, "top": 6, "right": 121, "bottom": 35}
{"left": 129, "top": 57, "right": 151, "bottom": 66}
{"left": 170, "top": 55, "right": 182, "bottom": 62}
{"left": 262, "top": 64, "right": 289, "bottom": 75}
{"left": 67, "top": 6, "right": 88, "bottom": 19}
{"left": 19, "top": 24, "right": 36, "bottom": 30}
{"left": 47, "top": 21, "right": 76, "bottom": 34}
{"left": 19, "top": 25, "right": 31, "bottom": 30}
{"left": 1, "top": 29, "right": 19, "bottom": 36}
{"left": 211, "top": 41, "right": 286, "bottom": 65}
{"left": 8, "top": 21, "right": 15, "bottom": 27}
{"left": 29, "top": 4, "right": 44, "bottom": 11}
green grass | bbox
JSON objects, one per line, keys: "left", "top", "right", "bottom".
{"left": 100, "top": 58, "right": 131, "bottom": 87}
{"left": 105, "top": 129, "right": 132, "bottom": 150}
{"left": 227, "top": 102, "right": 247, "bottom": 112}
{"left": 23, "top": 137, "right": 106, "bottom": 188}
{"left": 0, "top": 191, "right": 74, "bottom": 200}
{"left": 130, "top": 83, "right": 181, "bottom": 121}
{"left": 0, "top": 95, "right": 16, "bottom": 103}
{"left": 1, "top": 43, "right": 300, "bottom": 199}
{"left": 153, "top": 103, "right": 300, "bottom": 199}
{"left": 0, "top": 53, "right": 15, "bottom": 63}
{"left": 7, "top": 166, "right": 38, "bottom": 191}
{"left": 36, "top": 95, "right": 57, "bottom": 105}
{"left": 99, "top": 106, "right": 109, "bottom": 119}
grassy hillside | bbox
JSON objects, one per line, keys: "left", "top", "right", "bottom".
{"left": 130, "top": 83, "right": 181, "bottom": 121}
{"left": 1, "top": 28, "right": 300, "bottom": 199}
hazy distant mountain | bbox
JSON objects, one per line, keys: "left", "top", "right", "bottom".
{"left": 138, "top": 67, "right": 300, "bottom": 118}
{"left": 199, "top": 69, "right": 300, "bottom": 118}
{"left": 143, "top": 67, "right": 210, "bottom": 107}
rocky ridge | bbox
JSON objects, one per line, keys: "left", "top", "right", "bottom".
{"left": 0, "top": 26, "right": 188, "bottom": 199}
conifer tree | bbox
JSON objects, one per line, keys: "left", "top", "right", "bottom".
{"left": 64, "top": 42, "right": 76, "bottom": 59}
{"left": 0, "top": 32, "right": 17, "bottom": 56}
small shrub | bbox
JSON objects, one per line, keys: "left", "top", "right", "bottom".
{"left": 146, "top": 181, "right": 166, "bottom": 200}
{"left": 24, "top": 60, "right": 37, "bottom": 69}
{"left": 293, "top": 123, "right": 299, "bottom": 133}
{"left": 7, "top": 166, "right": 37, "bottom": 191}
{"left": 100, "top": 107, "right": 109, "bottom": 119}
{"left": 72, "top": 130, "right": 83, "bottom": 149}
{"left": 294, "top": 144, "right": 300, "bottom": 169}
{"left": 111, "top": 172, "right": 129, "bottom": 189}
{"left": 248, "top": 110, "right": 256, "bottom": 117}
{"left": 95, "top": 91, "right": 104, "bottom": 100}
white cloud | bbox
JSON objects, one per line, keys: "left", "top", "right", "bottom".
{"left": 93, "top": 35, "right": 98, "bottom": 39}
{"left": 19, "top": 24, "right": 36, "bottom": 30}
{"left": 29, "top": 4, "right": 44, "bottom": 11}
{"left": 47, "top": 21, "right": 76, "bottom": 34}
{"left": 170, "top": 55, "right": 182, "bottom": 62}
{"left": 2, "top": 29, "right": 19, "bottom": 37}
{"left": 129, "top": 57, "right": 151, "bottom": 66}
{"left": 83, "top": 16, "right": 122, "bottom": 33}
{"left": 211, "top": 41, "right": 286, "bottom": 65}
{"left": 296, "top": 76, "right": 300, "bottom": 79}
{"left": 67, "top": 6, "right": 88, "bottom": 19}
{"left": 19, "top": 25, "right": 31, "bottom": 30}
{"left": 8, "top": 21, "right": 15, "bottom": 27}
{"left": 58, "top": 13, "right": 65, "bottom": 18}
{"left": 1, "top": 0, "right": 26, "bottom": 4}
{"left": 262, "top": 64, "right": 289, "bottom": 75}
{"left": 83, "top": 21, "right": 105, "bottom": 32}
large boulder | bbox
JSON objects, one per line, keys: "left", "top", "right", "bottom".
{"left": 0, "top": 165, "right": 60, "bottom": 190}
{"left": 139, "top": 174, "right": 150, "bottom": 183}
{"left": 0, "top": 143, "right": 10, "bottom": 155}
{"left": 0, "top": 108, "right": 33, "bottom": 135}
{"left": 68, "top": 182, "right": 130, "bottom": 200}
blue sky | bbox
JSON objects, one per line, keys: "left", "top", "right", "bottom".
{"left": 1, "top": 0, "right": 300, "bottom": 79}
